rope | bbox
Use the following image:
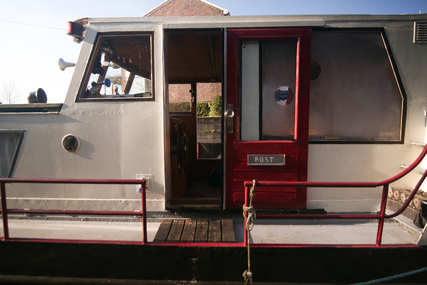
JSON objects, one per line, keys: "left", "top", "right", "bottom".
{"left": 352, "top": 266, "right": 427, "bottom": 285}
{"left": 243, "top": 180, "right": 256, "bottom": 285}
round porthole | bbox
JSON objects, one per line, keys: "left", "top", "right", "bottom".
{"left": 311, "top": 60, "right": 321, "bottom": 81}
{"left": 62, "top": 134, "right": 80, "bottom": 153}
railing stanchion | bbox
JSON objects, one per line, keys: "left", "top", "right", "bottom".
{"left": 141, "top": 181, "right": 147, "bottom": 244}
{"left": 1, "top": 182, "right": 10, "bottom": 241}
{"left": 244, "top": 185, "right": 249, "bottom": 247}
{"left": 376, "top": 184, "right": 389, "bottom": 247}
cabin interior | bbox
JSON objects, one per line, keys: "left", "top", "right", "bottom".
{"left": 166, "top": 29, "right": 223, "bottom": 209}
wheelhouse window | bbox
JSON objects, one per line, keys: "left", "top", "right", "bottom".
{"left": 0, "top": 130, "right": 24, "bottom": 177}
{"left": 309, "top": 30, "right": 404, "bottom": 143}
{"left": 78, "top": 33, "right": 153, "bottom": 101}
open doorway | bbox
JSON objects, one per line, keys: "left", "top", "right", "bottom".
{"left": 166, "top": 29, "right": 223, "bottom": 209}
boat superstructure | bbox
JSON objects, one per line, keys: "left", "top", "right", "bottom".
{"left": 1, "top": 13, "right": 427, "bottom": 283}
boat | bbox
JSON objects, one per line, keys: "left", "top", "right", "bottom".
{"left": 1, "top": 4, "right": 427, "bottom": 283}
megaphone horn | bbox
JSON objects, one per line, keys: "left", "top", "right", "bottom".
{"left": 58, "top": 58, "right": 76, "bottom": 71}
{"left": 94, "top": 78, "right": 111, "bottom": 88}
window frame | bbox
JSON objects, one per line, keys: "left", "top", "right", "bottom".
{"left": 76, "top": 32, "right": 155, "bottom": 102}
{"left": 0, "top": 129, "right": 25, "bottom": 177}
{"left": 308, "top": 28, "right": 406, "bottom": 144}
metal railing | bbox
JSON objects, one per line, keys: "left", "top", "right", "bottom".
{"left": 0, "top": 178, "right": 147, "bottom": 244}
{"left": 1, "top": 145, "right": 426, "bottom": 248}
{"left": 244, "top": 145, "right": 427, "bottom": 248}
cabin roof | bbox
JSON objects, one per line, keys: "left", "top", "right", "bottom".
{"left": 86, "top": 13, "right": 427, "bottom": 28}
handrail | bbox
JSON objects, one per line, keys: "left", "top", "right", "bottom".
{"left": 0, "top": 178, "right": 147, "bottom": 184}
{"left": 244, "top": 143, "right": 427, "bottom": 189}
{"left": 0, "top": 178, "right": 147, "bottom": 244}
{"left": 1, "top": 145, "right": 426, "bottom": 247}
{"left": 243, "top": 144, "right": 427, "bottom": 247}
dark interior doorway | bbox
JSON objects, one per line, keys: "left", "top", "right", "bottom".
{"left": 166, "top": 29, "right": 223, "bottom": 209}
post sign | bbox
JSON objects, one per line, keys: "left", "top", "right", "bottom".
{"left": 247, "top": 154, "right": 285, "bottom": 166}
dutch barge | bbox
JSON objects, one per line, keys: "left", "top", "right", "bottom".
{"left": 1, "top": 8, "right": 427, "bottom": 283}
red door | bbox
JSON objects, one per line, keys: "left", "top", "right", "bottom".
{"left": 225, "top": 28, "right": 311, "bottom": 209}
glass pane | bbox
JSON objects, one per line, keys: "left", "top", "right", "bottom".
{"left": 169, "top": 84, "right": 192, "bottom": 113}
{"left": 80, "top": 34, "right": 153, "bottom": 100}
{"left": 309, "top": 30, "right": 403, "bottom": 142}
{"left": 261, "top": 39, "right": 297, "bottom": 140}
{"left": 0, "top": 131, "right": 24, "bottom": 177}
{"left": 240, "top": 39, "right": 297, "bottom": 142}
{"left": 241, "top": 41, "right": 260, "bottom": 141}
{"left": 196, "top": 83, "right": 222, "bottom": 159}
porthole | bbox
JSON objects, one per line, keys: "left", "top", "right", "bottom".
{"left": 62, "top": 134, "right": 80, "bottom": 153}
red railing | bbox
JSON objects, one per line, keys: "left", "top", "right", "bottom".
{"left": 0, "top": 178, "right": 147, "bottom": 244}
{"left": 244, "top": 145, "right": 427, "bottom": 248}
{"left": 1, "top": 145, "right": 426, "bottom": 248}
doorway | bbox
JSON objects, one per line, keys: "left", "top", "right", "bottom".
{"left": 166, "top": 29, "right": 223, "bottom": 209}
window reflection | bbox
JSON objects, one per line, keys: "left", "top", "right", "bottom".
{"left": 80, "top": 34, "right": 153, "bottom": 100}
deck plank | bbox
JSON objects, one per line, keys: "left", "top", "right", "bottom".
{"left": 181, "top": 220, "right": 197, "bottom": 242}
{"left": 154, "top": 219, "right": 236, "bottom": 243}
{"left": 194, "top": 220, "right": 209, "bottom": 242}
{"left": 153, "top": 220, "right": 173, "bottom": 242}
{"left": 208, "top": 220, "right": 221, "bottom": 242}
{"left": 167, "top": 220, "right": 184, "bottom": 242}
{"left": 221, "top": 219, "right": 236, "bottom": 242}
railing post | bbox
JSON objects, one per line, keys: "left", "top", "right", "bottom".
{"left": 1, "top": 182, "right": 10, "bottom": 241}
{"left": 140, "top": 181, "right": 147, "bottom": 244}
{"left": 376, "top": 183, "right": 389, "bottom": 246}
{"left": 244, "top": 185, "right": 249, "bottom": 247}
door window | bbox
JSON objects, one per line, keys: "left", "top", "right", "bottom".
{"left": 241, "top": 39, "right": 297, "bottom": 141}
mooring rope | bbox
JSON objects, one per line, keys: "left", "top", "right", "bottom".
{"left": 352, "top": 266, "right": 427, "bottom": 285}
{"left": 243, "top": 180, "right": 256, "bottom": 285}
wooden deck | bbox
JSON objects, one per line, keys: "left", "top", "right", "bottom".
{"left": 153, "top": 219, "right": 236, "bottom": 243}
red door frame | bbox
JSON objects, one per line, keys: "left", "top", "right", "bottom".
{"left": 225, "top": 28, "right": 311, "bottom": 209}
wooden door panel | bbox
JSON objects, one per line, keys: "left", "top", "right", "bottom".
{"left": 225, "top": 28, "right": 311, "bottom": 209}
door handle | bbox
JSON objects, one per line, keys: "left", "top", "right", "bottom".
{"left": 225, "top": 104, "right": 234, "bottom": 134}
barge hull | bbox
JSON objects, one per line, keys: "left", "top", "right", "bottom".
{"left": 1, "top": 242, "right": 427, "bottom": 284}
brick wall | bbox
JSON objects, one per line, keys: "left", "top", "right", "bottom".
{"left": 169, "top": 83, "right": 221, "bottom": 103}
{"left": 145, "top": 0, "right": 228, "bottom": 17}
{"left": 197, "top": 83, "right": 221, "bottom": 102}
{"left": 169, "top": 84, "right": 191, "bottom": 103}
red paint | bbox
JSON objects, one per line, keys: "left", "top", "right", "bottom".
{"left": 376, "top": 184, "right": 389, "bottom": 246}
{"left": 225, "top": 28, "right": 312, "bottom": 209}
{"left": 141, "top": 181, "right": 148, "bottom": 244}
{"left": 244, "top": 185, "right": 249, "bottom": 247}
{"left": 1, "top": 182, "right": 9, "bottom": 240}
